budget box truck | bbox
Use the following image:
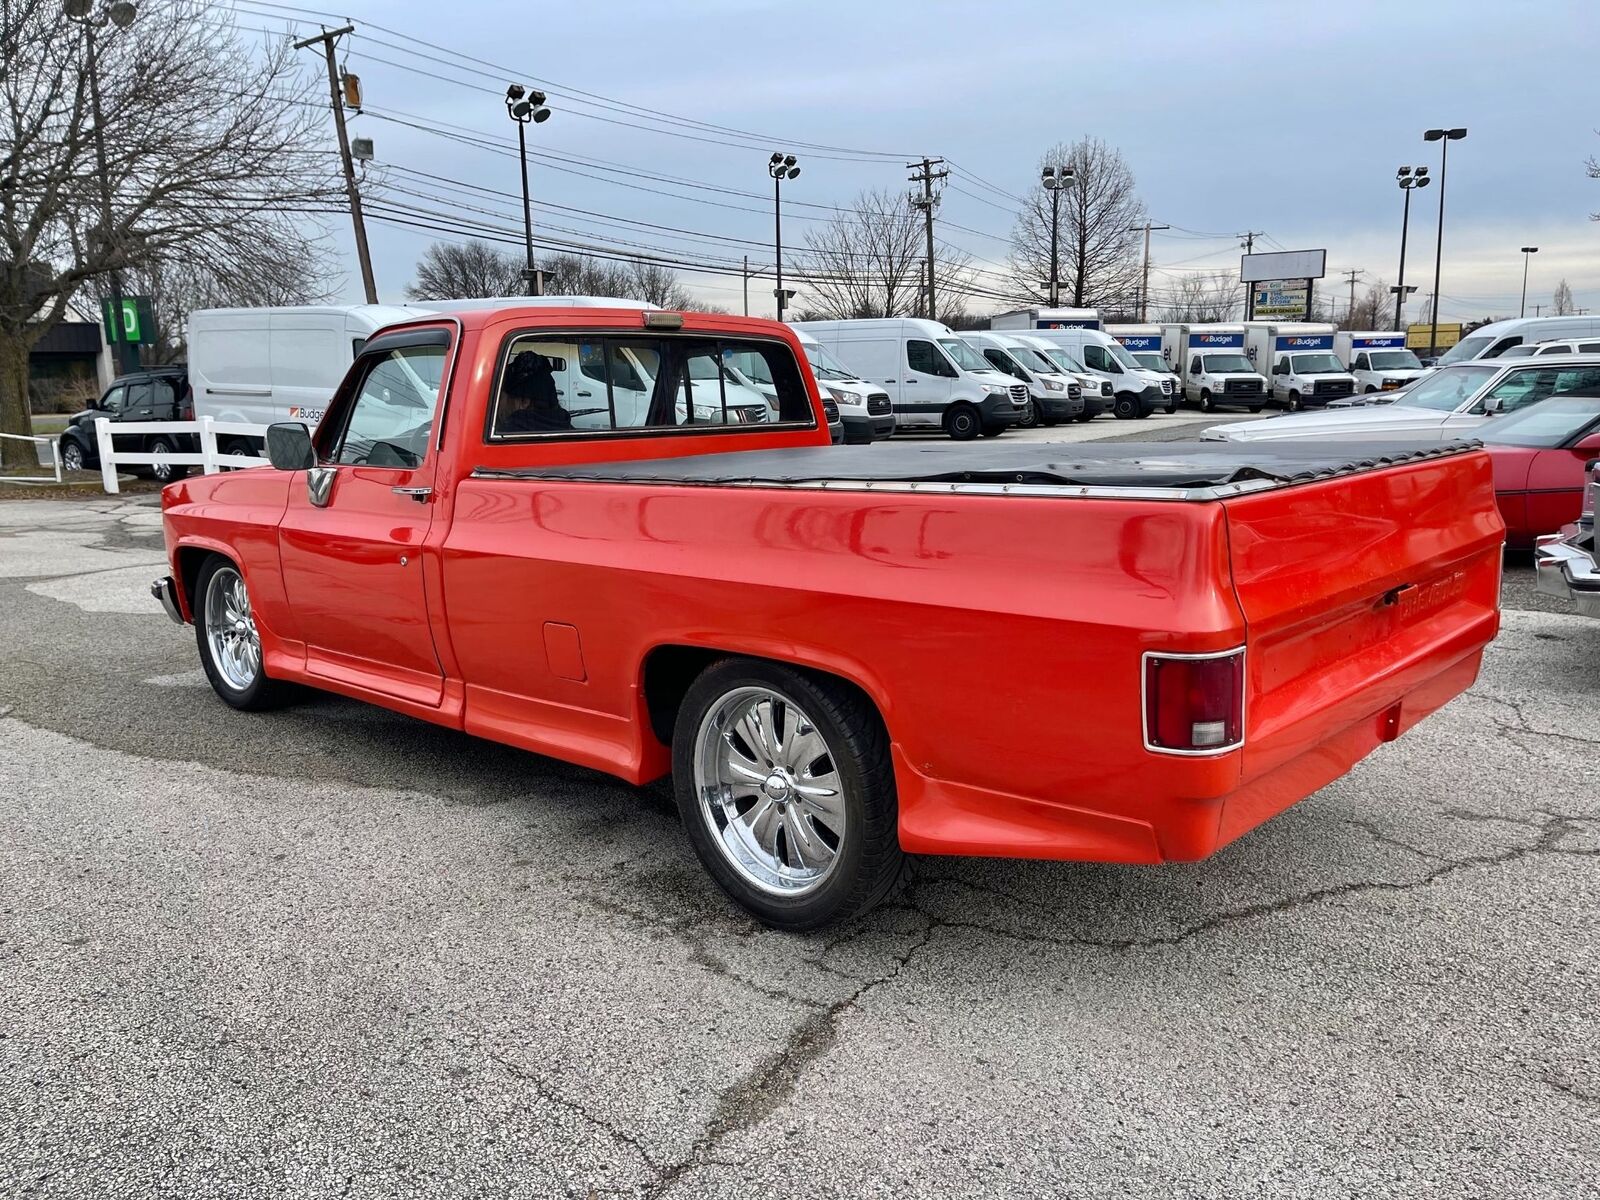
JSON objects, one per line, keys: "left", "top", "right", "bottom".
{"left": 1161, "top": 324, "right": 1269, "bottom": 412}
{"left": 1244, "top": 323, "right": 1357, "bottom": 410}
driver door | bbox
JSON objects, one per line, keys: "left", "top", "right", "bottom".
{"left": 904, "top": 338, "right": 954, "bottom": 424}
{"left": 277, "top": 328, "right": 452, "bottom": 706}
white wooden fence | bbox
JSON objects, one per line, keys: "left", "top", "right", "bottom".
{"left": 95, "top": 416, "right": 271, "bottom": 494}
{"left": 0, "top": 432, "right": 61, "bottom": 485}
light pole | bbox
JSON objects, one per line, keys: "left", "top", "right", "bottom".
{"left": 767, "top": 152, "right": 800, "bottom": 320}
{"left": 1423, "top": 127, "right": 1466, "bottom": 356}
{"left": 1393, "top": 166, "right": 1429, "bottom": 329}
{"left": 65, "top": 0, "right": 139, "bottom": 374}
{"left": 1519, "top": 246, "right": 1539, "bottom": 318}
{"left": 505, "top": 85, "right": 551, "bottom": 296}
{"left": 1040, "top": 165, "right": 1075, "bottom": 307}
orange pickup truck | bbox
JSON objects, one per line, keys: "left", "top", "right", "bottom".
{"left": 154, "top": 306, "right": 1503, "bottom": 929}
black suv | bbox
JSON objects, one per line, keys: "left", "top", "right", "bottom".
{"left": 58, "top": 366, "right": 195, "bottom": 483}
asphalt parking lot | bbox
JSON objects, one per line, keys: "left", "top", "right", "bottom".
{"left": 2, "top": 423, "right": 1597, "bottom": 1199}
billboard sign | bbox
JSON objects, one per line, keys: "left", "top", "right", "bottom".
{"left": 1240, "top": 249, "right": 1326, "bottom": 283}
{"left": 1252, "top": 280, "right": 1310, "bottom": 319}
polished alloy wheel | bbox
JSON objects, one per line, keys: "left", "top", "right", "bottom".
{"left": 693, "top": 685, "right": 846, "bottom": 897}
{"left": 204, "top": 566, "right": 260, "bottom": 691}
{"left": 150, "top": 441, "right": 173, "bottom": 482}
{"left": 61, "top": 442, "right": 84, "bottom": 471}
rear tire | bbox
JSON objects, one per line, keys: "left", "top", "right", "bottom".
{"left": 194, "top": 556, "right": 293, "bottom": 712}
{"left": 943, "top": 404, "right": 980, "bottom": 441}
{"left": 672, "top": 658, "right": 904, "bottom": 931}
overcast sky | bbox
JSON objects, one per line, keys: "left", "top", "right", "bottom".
{"left": 244, "top": 0, "right": 1600, "bottom": 324}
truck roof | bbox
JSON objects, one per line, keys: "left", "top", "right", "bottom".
{"left": 478, "top": 439, "right": 1477, "bottom": 502}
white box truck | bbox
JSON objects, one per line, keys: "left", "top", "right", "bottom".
{"left": 1106, "top": 323, "right": 1182, "bottom": 399}
{"left": 1335, "top": 330, "right": 1426, "bottom": 394}
{"left": 989, "top": 306, "right": 1102, "bottom": 332}
{"left": 1161, "top": 324, "right": 1269, "bottom": 412}
{"left": 1244, "top": 323, "right": 1357, "bottom": 410}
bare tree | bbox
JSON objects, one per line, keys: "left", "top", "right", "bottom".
{"left": 1588, "top": 143, "right": 1599, "bottom": 221}
{"left": 626, "top": 259, "right": 695, "bottom": 309}
{"left": 1553, "top": 278, "right": 1576, "bottom": 316}
{"left": 795, "top": 189, "right": 925, "bottom": 320}
{"left": 406, "top": 241, "right": 521, "bottom": 300}
{"left": 0, "top": 0, "right": 337, "bottom": 464}
{"left": 1157, "top": 272, "right": 1244, "bottom": 323}
{"left": 1008, "top": 138, "right": 1146, "bottom": 311}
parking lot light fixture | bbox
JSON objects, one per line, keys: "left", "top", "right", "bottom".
{"left": 768, "top": 152, "right": 800, "bottom": 320}
{"left": 1394, "top": 166, "right": 1430, "bottom": 329}
{"left": 1423, "top": 127, "right": 1466, "bottom": 356}
{"left": 1520, "top": 246, "right": 1539, "bottom": 319}
{"left": 506, "top": 85, "right": 551, "bottom": 296}
{"left": 1041, "top": 165, "right": 1075, "bottom": 307}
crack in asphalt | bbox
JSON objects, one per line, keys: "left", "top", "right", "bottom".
{"left": 490, "top": 1051, "right": 665, "bottom": 1179}
{"left": 1542, "top": 1072, "right": 1600, "bottom": 1107}
{"left": 1469, "top": 692, "right": 1600, "bottom": 752}
{"left": 1343, "top": 817, "right": 1449, "bottom": 863}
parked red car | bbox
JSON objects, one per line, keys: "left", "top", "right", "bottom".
{"left": 152, "top": 306, "right": 1503, "bottom": 929}
{"left": 1474, "top": 394, "right": 1600, "bottom": 546}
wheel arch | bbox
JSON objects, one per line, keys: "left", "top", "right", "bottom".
{"left": 174, "top": 540, "right": 237, "bottom": 617}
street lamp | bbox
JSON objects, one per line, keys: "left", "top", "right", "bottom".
{"left": 1422, "top": 127, "right": 1467, "bottom": 356}
{"left": 767, "top": 152, "right": 800, "bottom": 320}
{"left": 505, "top": 84, "right": 551, "bottom": 297}
{"left": 1041, "top": 165, "right": 1075, "bottom": 307}
{"left": 1519, "top": 246, "right": 1539, "bottom": 319}
{"left": 1393, "top": 166, "right": 1430, "bottom": 329}
{"left": 64, "top": 0, "right": 139, "bottom": 373}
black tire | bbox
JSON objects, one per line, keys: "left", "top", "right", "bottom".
{"left": 146, "top": 436, "right": 188, "bottom": 483}
{"left": 943, "top": 404, "right": 980, "bottom": 441}
{"left": 59, "top": 438, "right": 88, "bottom": 472}
{"left": 1074, "top": 410, "right": 1095, "bottom": 423}
{"left": 1285, "top": 390, "right": 1302, "bottom": 412}
{"left": 1016, "top": 400, "right": 1038, "bottom": 429}
{"left": 980, "top": 424, "right": 1007, "bottom": 437}
{"left": 1039, "top": 415, "right": 1058, "bottom": 427}
{"left": 1248, "top": 403, "right": 1266, "bottom": 413}
{"left": 194, "top": 555, "right": 293, "bottom": 712}
{"left": 1198, "top": 389, "right": 1213, "bottom": 412}
{"left": 672, "top": 658, "right": 904, "bottom": 931}
{"left": 1364, "top": 385, "right": 1378, "bottom": 394}
{"left": 1113, "top": 393, "right": 1140, "bottom": 420}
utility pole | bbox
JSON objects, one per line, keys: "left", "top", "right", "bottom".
{"left": 1534, "top": 304, "right": 1543, "bottom": 317}
{"left": 742, "top": 256, "right": 749, "bottom": 316}
{"left": 907, "top": 157, "right": 947, "bottom": 321}
{"left": 1129, "top": 221, "right": 1170, "bottom": 321}
{"left": 296, "top": 24, "right": 377, "bottom": 303}
{"left": 1340, "top": 268, "right": 1362, "bottom": 324}
{"left": 1239, "top": 231, "right": 1264, "bottom": 319}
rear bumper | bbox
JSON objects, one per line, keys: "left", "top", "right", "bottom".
{"left": 152, "top": 575, "right": 186, "bottom": 624}
{"left": 1535, "top": 529, "right": 1600, "bottom": 617}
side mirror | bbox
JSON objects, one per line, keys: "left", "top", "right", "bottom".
{"left": 266, "top": 422, "right": 315, "bottom": 471}
{"left": 1481, "top": 396, "right": 1503, "bottom": 415}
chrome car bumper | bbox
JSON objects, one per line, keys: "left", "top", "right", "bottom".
{"left": 152, "top": 575, "right": 185, "bottom": 624}
{"left": 1535, "top": 529, "right": 1600, "bottom": 618}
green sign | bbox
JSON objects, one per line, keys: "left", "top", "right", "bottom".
{"left": 101, "top": 295, "right": 155, "bottom": 345}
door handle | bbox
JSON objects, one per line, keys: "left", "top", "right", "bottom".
{"left": 392, "top": 486, "right": 432, "bottom": 503}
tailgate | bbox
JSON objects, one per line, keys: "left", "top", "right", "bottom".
{"left": 1221, "top": 448, "right": 1502, "bottom": 791}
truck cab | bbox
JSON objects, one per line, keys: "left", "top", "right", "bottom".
{"left": 1337, "top": 331, "right": 1426, "bottom": 394}
{"left": 1245, "top": 324, "right": 1356, "bottom": 410}
{"left": 1160, "top": 324, "right": 1268, "bottom": 412}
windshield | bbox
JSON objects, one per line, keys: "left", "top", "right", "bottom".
{"left": 1130, "top": 352, "right": 1165, "bottom": 371}
{"left": 1106, "top": 342, "right": 1142, "bottom": 370}
{"left": 1203, "top": 353, "right": 1254, "bottom": 373}
{"left": 1395, "top": 364, "right": 1499, "bottom": 411}
{"left": 1368, "top": 349, "right": 1422, "bottom": 370}
{"left": 1436, "top": 334, "right": 1495, "bottom": 366}
{"left": 938, "top": 337, "right": 988, "bottom": 372}
{"left": 804, "top": 342, "right": 856, "bottom": 381}
{"left": 1038, "top": 346, "right": 1086, "bottom": 374}
{"left": 1290, "top": 352, "right": 1345, "bottom": 374}
{"left": 1476, "top": 396, "right": 1600, "bottom": 447}
{"left": 1007, "top": 344, "right": 1057, "bottom": 374}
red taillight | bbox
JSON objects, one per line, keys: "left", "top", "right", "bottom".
{"left": 179, "top": 388, "right": 194, "bottom": 422}
{"left": 1143, "top": 650, "right": 1245, "bottom": 754}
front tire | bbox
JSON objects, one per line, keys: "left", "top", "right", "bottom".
{"left": 59, "top": 438, "right": 87, "bottom": 472}
{"left": 672, "top": 658, "right": 903, "bottom": 931}
{"left": 980, "top": 424, "right": 1007, "bottom": 437}
{"left": 194, "top": 556, "right": 291, "bottom": 711}
{"left": 147, "top": 436, "right": 188, "bottom": 483}
{"left": 1016, "top": 400, "right": 1038, "bottom": 429}
{"left": 1285, "top": 390, "right": 1302, "bottom": 412}
{"left": 1113, "top": 393, "right": 1139, "bottom": 420}
{"left": 1074, "top": 410, "right": 1095, "bottom": 423}
{"left": 943, "top": 404, "right": 980, "bottom": 441}
{"left": 1198, "top": 389, "right": 1213, "bottom": 412}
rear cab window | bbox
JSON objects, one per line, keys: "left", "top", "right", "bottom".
{"left": 487, "top": 332, "right": 814, "bottom": 440}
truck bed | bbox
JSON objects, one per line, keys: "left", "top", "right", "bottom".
{"left": 475, "top": 439, "right": 1477, "bottom": 498}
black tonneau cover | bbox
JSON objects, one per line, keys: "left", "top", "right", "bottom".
{"left": 476, "top": 439, "right": 1478, "bottom": 494}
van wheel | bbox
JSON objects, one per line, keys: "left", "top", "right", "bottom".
{"left": 673, "top": 658, "right": 904, "bottom": 931}
{"left": 1198, "top": 389, "right": 1213, "bottom": 412}
{"left": 1015, "top": 400, "right": 1038, "bottom": 429}
{"left": 1074, "top": 410, "right": 1094, "bottom": 423}
{"left": 147, "top": 437, "right": 188, "bottom": 483}
{"left": 1285, "top": 391, "right": 1302, "bottom": 412}
{"left": 1039, "top": 414, "right": 1058, "bottom": 427}
{"left": 943, "top": 404, "right": 980, "bottom": 440}
{"left": 1113, "top": 393, "right": 1139, "bottom": 420}
{"left": 980, "top": 424, "right": 1007, "bottom": 437}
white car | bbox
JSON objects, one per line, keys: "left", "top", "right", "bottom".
{"left": 1201, "top": 356, "right": 1600, "bottom": 443}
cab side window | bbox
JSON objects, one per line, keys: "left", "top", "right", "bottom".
{"left": 983, "top": 349, "right": 1023, "bottom": 380}
{"left": 100, "top": 385, "right": 127, "bottom": 414}
{"left": 1189, "top": 356, "right": 1201, "bottom": 374}
{"left": 907, "top": 339, "right": 952, "bottom": 377}
{"left": 1082, "top": 346, "right": 1108, "bottom": 371}
{"left": 1353, "top": 354, "right": 1369, "bottom": 370}
{"left": 333, "top": 345, "right": 447, "bottom": 467}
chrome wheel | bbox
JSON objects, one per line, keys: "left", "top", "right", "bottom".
{"left": 149, "top": 439, "right": 173, "bottom": 482}
{"left": 204, "top": 566, "right": 260, "bottom": 692}
{"left": 60, "top": 441, "right": 84, "bottom": 471}
{"left": 693, "top": 686, "right": 846, "bottom": 897}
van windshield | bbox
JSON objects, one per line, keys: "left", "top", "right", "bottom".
{"left": 1203, "top": 353, "right": 1254, "bottom": 373}
{"left": 1107, "top": 343, "right": 1142, "bottom": 370}
{"left": 803, "top": 342, "right": 857, "bottom": 381}
{"left": 1130, "top": 352, "right": 1165, "bottom": 371}
{"left": 938, "top": 337, "right": 988, "bottom": 372}
{"left": 1007, "top": 344, "right": 1057, "bottom": 373}
{"left": 1435, "top": 334, "right": 1494, "bottom": 365}
{"left": 1039, "top": 346, "right": 1086, "bottom": 374}
{"left": 1368, "top": 350, "right": 1423, "bottom": 370}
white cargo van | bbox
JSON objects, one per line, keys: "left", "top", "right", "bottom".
{"left": 1335, "top": 331, "right": 1426, "bottom": 394}
{"left": 961, "top": 331, "right": 1084, "bottom": 426}
{"left": 1243, "top": 323, "right": 1357, "bottom": 410}
{"left": 1025, "top": 326, "right": 1177, "bottom": 418}
{"left": 1161, "top": 324, "right": 1269, "bottom": 412}
{"left": 1009, "top": 334, "right": 1112, "bottom": 418}
{"left": 738, "top": 328, "right": 893, "bottom": 443}
{"left": 794, "top": 317, "right": 1026, "bottom": 439}
{"left": 1106, "top": 324, "right": 1182, "bottom": 399}
{"left": 1431, "top": 315, "right": 1600, "bottom": 367}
